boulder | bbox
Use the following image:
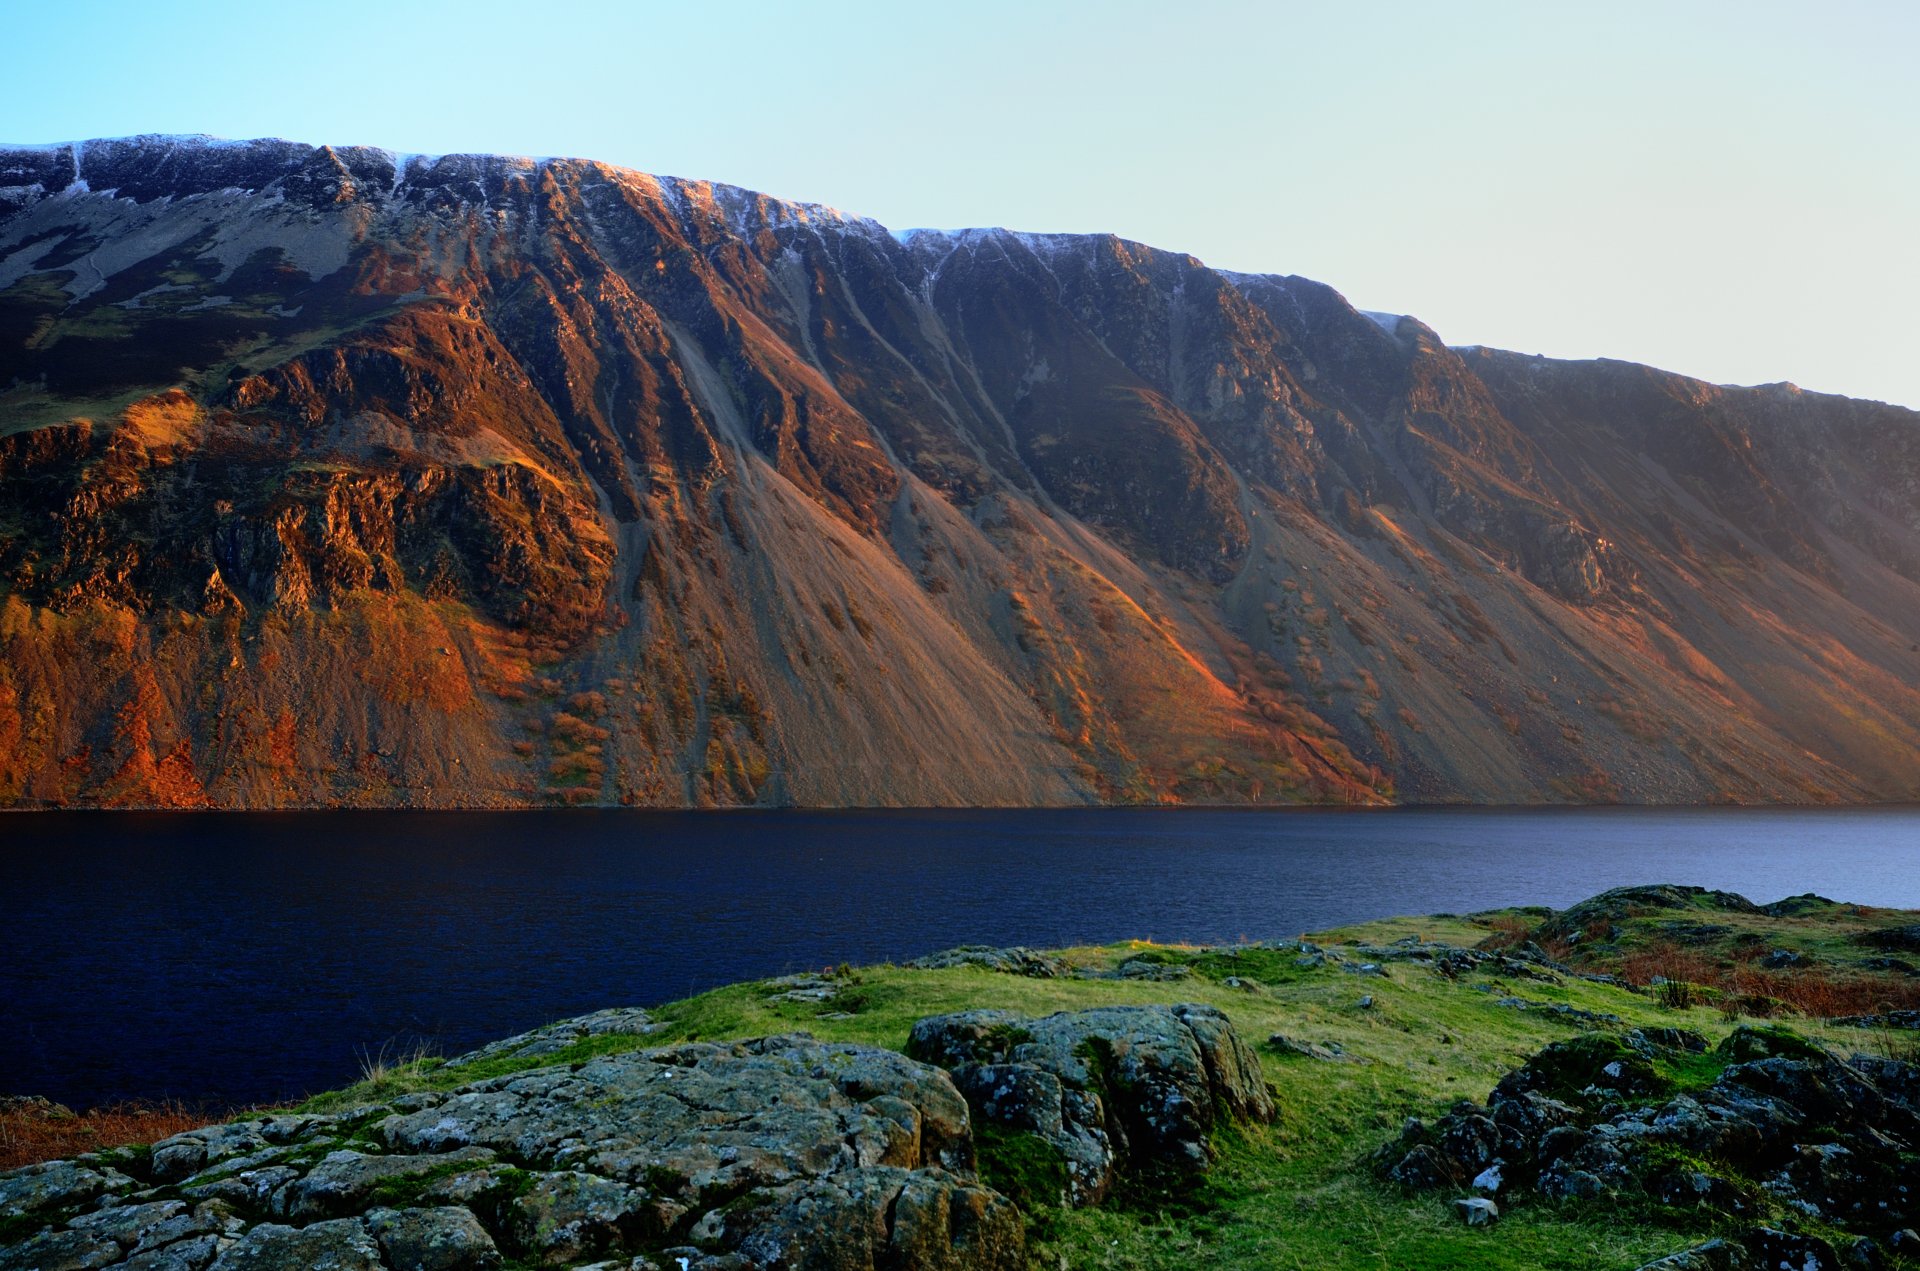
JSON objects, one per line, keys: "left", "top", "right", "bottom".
{"left": 0, "top": 1159, "right": 133, "bottom": 1220}
{"left": 907, "top": 1004, "right": 1273, "bottom": 1204}
{"left": 364, "top": 1205, "right": 501, "bottom": 1271}
{"left": 907, "top": 947, "right": 1070, "bottom": 978}
{"left": 1452, "top": 1196, "right": 1498, "bottom": 1226}
{"left": 207, "top": 1219, "right": 384, "bottom": 1270}
{"left": 1375, "top": 1027, "right": 1920, "bottom": 1246}
{"left": 1857, "top": 925, "right": 1920, "bottom": 953}
{"left": 0, "top": 1036, "right": 1023, "bottom": 1271}
{"left": 1632, "top": 1239, "right": 1753, "bottom": 1270}
{"left": 446, "top": 1007, "right": 657, "bottom": 1066}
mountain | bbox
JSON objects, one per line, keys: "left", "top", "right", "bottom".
{"left": 2, "top": 135, "right": 1917, "bottom": 809}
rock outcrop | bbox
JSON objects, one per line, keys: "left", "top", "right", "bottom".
{"left": 907, "top": 1004, "right": 1275, "bottom": 1206}
{"left": 0, "top": 1036, "right": 1025, "bottom": 1271}
{"left": 1376, "top": 1026, "right": 1920, "bottom": 1260}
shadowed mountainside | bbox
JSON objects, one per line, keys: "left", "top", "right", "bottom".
{"left": 2, "top": 135, "right": 1918, "bottom": 807}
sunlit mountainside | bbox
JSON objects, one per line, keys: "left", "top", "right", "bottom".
{"left": 3, "top": 136, "right": 1919, "bottom": 808}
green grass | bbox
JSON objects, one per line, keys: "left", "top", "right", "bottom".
{"left": 276, "top": 888, "right": 1920, "bottom": 1269}
{"left": 293, "top": 924, "right": 1871, "bottom": 1270}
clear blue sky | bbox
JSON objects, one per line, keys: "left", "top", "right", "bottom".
{"left": 6, "top": 0, "right": 1917, "bottom": 407}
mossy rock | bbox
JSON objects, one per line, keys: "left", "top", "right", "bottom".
{"left": 1494, "top": 1033, "right": 1670, "bottom": 1105}
{"left": 1716, "top": 1025, "right": 1829, "bottom": 1064}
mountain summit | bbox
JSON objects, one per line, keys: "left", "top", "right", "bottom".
{"left": 3, "top": 135, "right": 1918, "bottom": 807}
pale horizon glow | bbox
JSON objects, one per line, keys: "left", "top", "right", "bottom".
{"left": 5, "top": 0, "right": 1917, "bottom": 407}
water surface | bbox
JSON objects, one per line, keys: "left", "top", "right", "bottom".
{"left": 2, "top": 805, "right": 1916, "bottom": 1108}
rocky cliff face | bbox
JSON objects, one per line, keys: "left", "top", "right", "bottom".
{"left": 3, "top": 135, "right": 1918, "bottom": 807}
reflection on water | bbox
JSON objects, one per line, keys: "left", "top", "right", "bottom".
{"left": 2, "top": 805, "right": 1916, "bottom": 1107}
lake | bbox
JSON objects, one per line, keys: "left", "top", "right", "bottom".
{"left": 3, "top": 805, "right": 1917, "bottom": 1110}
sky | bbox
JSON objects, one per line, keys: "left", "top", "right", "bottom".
{"left": 5, "top": 0, "right": 1917, "bottom": 407}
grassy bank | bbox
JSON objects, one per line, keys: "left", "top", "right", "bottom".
{"left": 292, "top": 891, "right": 1919, "bottom": 1269}
{"left": 16, "top": 887, "right": 1919, "bottom": 1269}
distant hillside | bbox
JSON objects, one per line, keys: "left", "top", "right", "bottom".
{"left": 3, "top": 135, "right": 1918, "bottom": 807}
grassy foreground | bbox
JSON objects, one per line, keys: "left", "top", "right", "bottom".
{"left": 263, "top": 889, "right": 1920, "bottom": 1271}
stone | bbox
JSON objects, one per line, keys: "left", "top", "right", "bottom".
{"left": 1267, "top": 1034, "right": 1348, "bottom": 1061}
{"left": 0, "top": 1159, "right": 122, "bottom": 1219}
{"left": 908, "top": 1004, "right": 1273, "bottom": 1204}
{"left": 1744, "top": 1227, "right": 1840, "bottom": 1271}
{"left": 907, "top": 947, "right": 1070, "bottom": 978}
{"left": 505, "top": 1171, "right": 655, "bottom": 1265}
{"left": 1857, "top": 925, "right": 1920, "bottom": 953}
{"left": 0, "top": 1035, "right": 1024, "bottom": 1271}
{"left": 711, "top": 1165, "right": 1023, "bottom": 1271}
{"left": 1376, "top": 1026, "right": 1920, "bottom": 1252}
{"left": 120, "top": 1232, "right": 230, "bottom": 1270}
{"left": 1632, "top": 1238, "right": 1753, "bottom": 1270}
{"left": 0, "top": 1096, "right": 74, "bottom": 1120}
{"left": 279, "top": 1147, "right": 495, "bottom": 1219}
{"left": 1111, "top": 958, "right": 1192, "bottom": 982}
{"left": 445, "top": 1007, "right": 658, "bottom": 1066}
{"left": 206, "top": 1219, "right": 385, "bottom": 1270}
{"left": 1453, "top": 1196, "right": 1499, "bottom": 1226}
{"left": 948, "top": 1064, "right": 1111, "bottom": 1206}
{"left": 365, "top": 1206, "right": 501, "bottom": 1271}
{"left": 0, "top": 1228, "right": 123, "bottom": 1271}
{"left": 1848, "top": 1236, "right": 1887, "bottom": 1270}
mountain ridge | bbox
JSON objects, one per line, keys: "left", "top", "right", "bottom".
{"left": 2, "top": 134, "right": 1918, "bottom": 808}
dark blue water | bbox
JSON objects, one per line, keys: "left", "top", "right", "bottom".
{"left": 2, "top": 806, "right": 1917, "bottom": 1109}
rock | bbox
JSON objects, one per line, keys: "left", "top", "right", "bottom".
{"left": 280, "top": 1147, "right": 495, "bottom": 1219}
{"left": 0, "top": 1095, "right": 74, "bottom": 1120}
{"left": 1847, "top": 1236, "right": 1887, "bottom": 1270}
{"left": 1491, "top": 996, "right": 1620, "bottom": 1024}
{"left": 0, "top": 1228, "right": 124, "bottom": 1271}
{"left": 948, "top": 1064, "right": 1110, "bottom": 1205}
{"left": 120, "top": 1232, "right": 231, "bottom": 1270}
{"left": 1857, "top": 925, "right": 1920, "bottom": 953}
{"left": 0, "top": 1036, "right": 1023, "bottom": 1271}
{"left": 505, "top": 1171, "right": 659, "bottom": 1265}
{"left": 907, "top": 947, "right": 1070, "bottom": 978}
{"left": 1625, "top": 1028, "right": 1709, "bottom": 1056}
{"left": 364, "top": 1206, "right": 501, "bottom": 1271}
{"left": 207, "top": 1219, "right": 384, "bottom": 1270}
{"left": 1453, "top": 1196, "right": 1499, "bottom": 1225}
{"left": 0, "top": 1159, "right": 126, "bottom": 1219}
{"left": 1491, "top": 1033, "right": 1667, "bottom": 1106}
{"left": 1829, "top": 1010, "right": 1920, "bottom": 1032}
{"left": 711, "top": 1165, "right": 1023, "bottom": 1271}
{"left": 1267, "top": 1034, "right": 1348, "bottom": 1061}
{"left": 907, "top": 1004, "right": 1273, "bottom": 1204}
{"left": 151, "top": 1118, "right": 337, "bottom": 1185}
{"left": 1357, "top": 995, "right": 1375, "bottom": 1009}
{"left": 1762, "top": 949, "right": 1810, "bottom": 969}
{"left": 1632, "top": 1238, "right": 1753, "bottom": 1270}
{"left": 1376, "top": 1025, "right": 1920, "bottom": 1251}
{"left": 1744, "top": 1227, "right": 1840, "bottom": 1271}
{"left": 1111, "top": 958, "right": 1192, "bottom": 982}
{"left": 1537, "top": 886, "right": 1759, "bottom": 946}
{"left": 446, "top": 1007, "right": 657, "bottom": 1065}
